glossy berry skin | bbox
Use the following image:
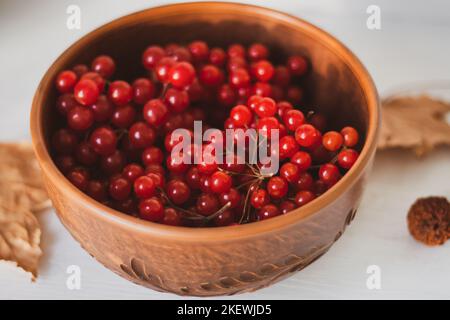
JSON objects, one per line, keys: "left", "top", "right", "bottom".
{"left": 282, "top": 109, "right": 305, "bottom": 132}
{"left": 340, "top": 126, "right": 359, "bottom": 147}
{"left": 142, "top": 46, "right": 165, "bottom": 70}
{"left": 91, "top": 55, "right": 115, "bottom": 78}
{"left": 280, "top": 200, "right": 296, "bottom": 214}
{"left": 66, "top": 106, "right": 93, "bottom": 131}
{"left": 228, "top": 44, "right": 246, "bottom": 59}
{"left": 154, "top": 57, "right": 176, "bottom": 83}
{"left": 230, "top": 105, "right": 252, "bottom": 127}
{"left": 255, "top": 97, "right": 277, "bottom": 117}
{"left": 278, "top": 123, "right": 287, "bottom": 138}
{"left": 279, "top": 162, "right": 301, "bottom": 184}
{"left": 133, "top": 175, "right": 156, "bottom": 199}
{"left": 89, "top": 127, "right": 117, "bottom": 156}
{"left": 188, "top": 41, "right": 209, "bottom": 62}
{"left": 166, "top": 179, "right": 191, "bottom": 205}
{"left": 74, "top": 79, "right": 99, "bottom": 106}
{"left": 72, "top": 64, "right": 89, "bottom": 78}
{"left": 294, "top": 190, "right": 316, "bottom": 207}
{"left": 114, "top": 198, "right": 137, "bottom": 214}
{"left": 56, "top": 93, "right": 78, "bottom": 115}
{"left": 250, "top": 189, "right": 270, "bottom": 209}
{"left": 287, "top": 55, "right": 308, "bottom": 76}
{"left": 247, "top": 95, "right": 263, "bottom": 112}
{"left": 196, "top": 193, "right": 220, "bottom": 216}
{"left": 277, "top": 101, "right": 293, "bottom": 118}
{"left": 251, "top": 60, "right": 274, "bottom": 82}
{"left": 109, "top": 177, "right": 131, "bottom": 201}
{"left": 164, "top": 129, "right": 193, "bottom": 152}
{"left": 86, "top": 180, "right": 107, "bottom": 202}
{"left": 197, "top": 150, "right": 219, "bottom": 175}
{"left": 112, "top": 105, "right": 136, "bottom": 129}
{"left": 67, "top": 167, "right": 89, "bottom": 191}
{"left": 210, "top": 171, "right": 232, "bottom": 194}
{"left": 318, "top": 163, "right": 341, "bottom": 186}
{"left": 52, "top": 129, "right": 78, "bottom": 155}
{"left": 81, "top": 71, "right": 105, "bottom": 92}
{"left": 218, "top": 188, "right": 241, "bottom": 209}
{"left": 163, "top": 208, "right": 182, "bottom": 226}
{"left": 209, "top": 47, "right": 226, "bottom": 66}
{"left": 143, "top": 99, "right": 168, "bottom": 127}
{"left": 76, "top": 142, "right": 98, "bottom": 166}
{"left": 90, "top": 95, "right": 114, "bottom": 122}
{"left": 214, "top": 210, "right": 234, "bottom": 227}
{"left": 185, "top": 167, "right": 201, "bottom": 190}
{"left": 218, "top": 84, "right": 236, "bottom": 107}
{"left": 220, "top": 156, "right": 245, "bottom": 174}
{"left": 257, "top": 117, "right": 279, "bottom": 138}
{"left": 139, "top": 197, "right": 164, "bottom": 222}
{"left": 129, "top": 122, "right": 155, "bottom": 149}
{"left": 293, "top": 172, "right": 314, "bottom": 192}
{"left": 55, "top": 155, "right": 76, "bottom": 174}
{"left": 322, "top": 131, "right": 343, "bottom": 152}
{"left": 122, "top": 163, "right": 144, "bottom": 182}
{"left": 164, "top": 88, "right": 189, "bottom": 113}
{"left": 56, "top": 70, "right": 77, "bottom": 93}
{"left": 290, "top": 151, "right": 312, "bottom": 171}
{"left": 51, "top": 41, "right": 364, "bottom": 228}
{"left": 142, "top": 147, "right": 164, "bottom": 166}
{"left": 166, "top": 154, "right": 188, "bottom": 174}
{"left": 147, "top": 172, "right": 165, "bottom": 189}
{"left": 248, "top": 43, "right": 268, "bottom": 61}
{"left": 145, "top": 164, "right": 165, "bottom": 176}
{"left": 267, "top": 176, "right": 288, "bottom": 199}
{"left": 258, "top": 204, "right": 280, "bottom": 221}
{"left": 171, "top": 47, "right": 192, "bottom": 62}
{"left": 132, "top": 78, "right": 155, "bottom": 104}
{"left": 168, "top": 62, "right": 196, "bottom": 88}
{"left": 227, "top": 57, "right": 247, "bottom": 72}
{"left": 101, "top": 150, "right": 125, "bottom": 175}
{"left": 251, "top": 82, "right": 273, "bottom": 98}
{"left": 199, "top": 65, "right": 224, "bottom": 87}
{"left": 199, "top": 175, "right": 212, "bottom": 193}
{"left": 337, "top": 149, "right": 359, "bottom": 169}
{"left": 108, "top": 80, "right": 133, "bottom": 106}
{"left": 229, "top": 68, "right": 250, "bottom": 88}
{"left": 295, "top": 124, "right": 321, "bottom": 147}
{"left": 279, "top": 135, "right": 299, "bottom": 159}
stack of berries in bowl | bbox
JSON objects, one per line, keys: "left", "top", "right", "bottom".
{"left": 51, "top": 41, "right": 360, "bottom": 227}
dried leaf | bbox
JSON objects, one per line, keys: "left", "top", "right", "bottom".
{"left": 379, "top": 96, "right": 450, "bottom": 156}
{"left": 0, "top": 142, "right": 50, "bottom": 279}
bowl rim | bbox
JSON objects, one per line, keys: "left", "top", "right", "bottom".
{"left": 30, "top": 1, "right": 380, "bottom": 242}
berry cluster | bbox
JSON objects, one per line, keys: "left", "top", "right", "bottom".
{"left": 51, "top": 41, "right": 360, "bottom": 227}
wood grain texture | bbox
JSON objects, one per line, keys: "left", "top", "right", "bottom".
{"left": 30, "top": 2, "right": 379, "bottom": 296}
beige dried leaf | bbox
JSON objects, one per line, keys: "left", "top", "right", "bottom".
{"left": 0, "top": 142, "right": 50, "bottom": 279}
{"left": 379, "top": 95, "right": 450, "bottom": 156}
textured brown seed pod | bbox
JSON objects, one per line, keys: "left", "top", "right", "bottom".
{"left": 407, "top": 196, "right": 450, "bottom": 246}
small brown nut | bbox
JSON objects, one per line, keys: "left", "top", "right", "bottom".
{"left": 407, "top": 196, "right": 450, "bottom": 246}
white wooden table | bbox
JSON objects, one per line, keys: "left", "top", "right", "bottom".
{"left": 1, "top": 0, "right": 449, "bottom": 299}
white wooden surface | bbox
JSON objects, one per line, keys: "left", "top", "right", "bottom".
{"left": 0, "top": 0, "right": 449, "bottom": 299}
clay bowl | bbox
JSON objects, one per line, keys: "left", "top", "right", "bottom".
{"left": 30, "top": 2, "right": 379, "bottom": 296}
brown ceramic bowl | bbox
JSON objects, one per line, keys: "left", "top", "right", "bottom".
{"left": 30, "top": 2, "right": 379, "bottom": 296}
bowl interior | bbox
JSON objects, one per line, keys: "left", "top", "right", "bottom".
{"left": 40, "top": 4, "right": 369, "bottom": 151}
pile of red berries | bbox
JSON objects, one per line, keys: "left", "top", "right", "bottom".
{"left": 51, "top": 41, "right": 360, "bottom": 227}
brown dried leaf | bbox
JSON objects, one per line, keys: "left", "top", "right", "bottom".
{"left": 379, "top": 95, "right": 450, "bottom": 156}
{"left": 0, "top": 142, "right": 50, "bottom": 279}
